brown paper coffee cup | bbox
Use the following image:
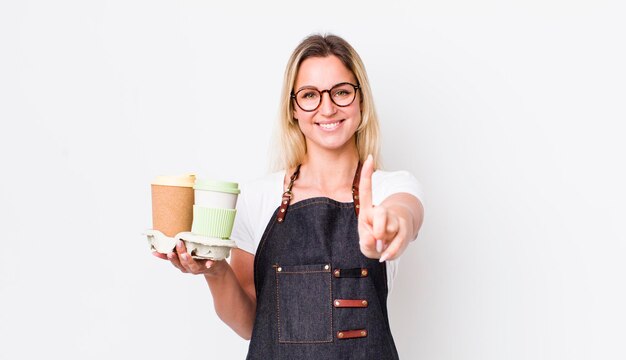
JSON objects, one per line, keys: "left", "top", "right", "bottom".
{"left": 151, "top": 175, "right": 195, "bottom": 238}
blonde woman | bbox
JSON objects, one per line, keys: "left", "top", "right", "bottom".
{"left": 154, "top": 34, "right": 424, "bottom": 359}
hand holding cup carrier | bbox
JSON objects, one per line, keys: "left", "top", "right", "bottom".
{"left": 144, "top": 174, "right": 240, "bottom": 261}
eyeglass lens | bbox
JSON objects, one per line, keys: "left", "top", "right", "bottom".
{"left": 295, "top": 83, "right": 357, "bottom": 111}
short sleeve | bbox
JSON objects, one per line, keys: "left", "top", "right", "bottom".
{"left": 229, "top": 171, "right": 286, "bottom": 256}
{"left": 371, "top": 170, "right": 424, "bottom": 207}
{"left": 230, "top": 183, "right": 256, "bottom": 255}
{"left": 371, "top": 170, "right": 424, "bottom": 294}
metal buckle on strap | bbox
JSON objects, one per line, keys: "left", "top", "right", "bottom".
{"left": 277, "top": 191, "right": 294, "bottom": 223}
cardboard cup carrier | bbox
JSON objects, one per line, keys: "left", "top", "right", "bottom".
{"left": 144, "top": 176, "right": 239, "bottom": 261}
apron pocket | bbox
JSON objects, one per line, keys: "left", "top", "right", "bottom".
{"left": 275, "top": 263, "right": 333, "bottom": 343}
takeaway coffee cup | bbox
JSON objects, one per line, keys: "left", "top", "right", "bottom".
{"left": 151, "top": 174, "right": 195, "bottom": 238}
{"left": 191, "top": 179, "right": 240, "bottom": 239}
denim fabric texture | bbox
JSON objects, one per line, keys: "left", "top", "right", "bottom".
{"left": 246, "top": 197, "right": 400, "bottom": 360}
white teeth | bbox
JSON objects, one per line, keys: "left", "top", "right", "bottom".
{"left": 319, "top": 121, "right": 340, "bottom": 129}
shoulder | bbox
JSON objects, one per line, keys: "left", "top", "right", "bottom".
{"left": 240, "top": 170, "right": 285, "bottom": 198}
{"left": 238, "top": 170, "right": 285, "bottom": 215}
{"left": 371, "top": 169, "right": 424, "bottom": 206}
{"left": 232, "top": 170, "right": 285, "bottom": 254}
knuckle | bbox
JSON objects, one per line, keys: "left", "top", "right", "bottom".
{"left": 374, "top": 206, "right": 386, "bottom": 217}
{"left": 359, "top": 240, "right": 367, "bottom": 250}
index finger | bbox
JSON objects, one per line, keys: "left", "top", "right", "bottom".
{"left": 358, "top": 154, "right": 374, "bottom": 216}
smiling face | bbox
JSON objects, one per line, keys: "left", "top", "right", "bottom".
{"left": 292, "top": 55, "right": 361, "bottom": 156}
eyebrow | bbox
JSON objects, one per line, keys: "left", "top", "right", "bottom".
{"left": 294, "top": 81, "right": 354, "bottom": 93}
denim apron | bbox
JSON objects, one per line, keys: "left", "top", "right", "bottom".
{"left": 246, "top": 164, "right": 400, "bottom": 360}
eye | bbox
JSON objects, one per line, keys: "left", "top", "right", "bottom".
{"left": 332, "top": 87, "right": 353, "bottom": 98}
{"left": 299, "top": 90, "right": 319, "bottom": 100}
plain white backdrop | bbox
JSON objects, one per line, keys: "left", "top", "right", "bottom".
{"left": 1, "top": 1, "right": 625, "bottom": 359}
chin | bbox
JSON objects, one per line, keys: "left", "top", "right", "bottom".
{"left": 310, "top": 136, "right": 357, "bottom": 152}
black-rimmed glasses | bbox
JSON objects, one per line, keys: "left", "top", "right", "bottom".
{"left": 291, "top": 82, "right": 360, "bottom": 112}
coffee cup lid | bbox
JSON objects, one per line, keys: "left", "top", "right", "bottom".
{"left": 194, "top": 179, "right": 240, "bottom": 194}
{"left": 152, "top": 174, "right": 196, "bottom": 187}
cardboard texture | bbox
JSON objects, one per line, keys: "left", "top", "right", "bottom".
{"left": 144, "top": 230, "right": 237, "bottom": 261}
{"left": 144, "top": 229, "right": 177, "bottom": 253}
{"left": 151, "top": 184, "right": 194, "bottom": 237}
{"left": 178, "top": 232, "right": 237, "bottom": 261}
{"left": 147, "top": 175, "right": 238, "bottom": 261}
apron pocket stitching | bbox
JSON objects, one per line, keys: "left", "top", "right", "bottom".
{"left": 275, "top": 264, "right": 333, "bottom": 343}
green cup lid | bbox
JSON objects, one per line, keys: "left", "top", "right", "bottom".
{"left": 194, "top": 179, "right": 240, "bottom": 194}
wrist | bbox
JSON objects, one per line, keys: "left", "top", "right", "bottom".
{"left": 204, "top": 260, "right": 230, "bottom": 279}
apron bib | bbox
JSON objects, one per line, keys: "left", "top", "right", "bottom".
{"left": 246, "top": 164, "right": 399, "bottom": 360}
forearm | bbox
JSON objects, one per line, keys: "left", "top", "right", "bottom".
{"left": 204, "top": 262, "right": 256, "bottom": 340}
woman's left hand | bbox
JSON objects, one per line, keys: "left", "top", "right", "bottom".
{"left": 357, "top": 155, "right": 422, "bottom": 262}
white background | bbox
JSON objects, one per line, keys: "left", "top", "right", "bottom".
{"left": 1, "top": 1, "right": 625, "bottom": 359}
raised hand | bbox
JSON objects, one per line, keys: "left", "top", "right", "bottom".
{"left": 357, "top": 155, "right": 413, "bottom": 262}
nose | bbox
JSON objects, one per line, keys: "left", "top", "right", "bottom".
{"left": 319, "top": 90, "right": 337, "bottom": 116}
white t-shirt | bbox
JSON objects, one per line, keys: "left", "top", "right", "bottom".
{"left": 231, "top": 170, "right": 424, "bottom": 292}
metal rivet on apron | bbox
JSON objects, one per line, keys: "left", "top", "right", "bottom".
{"left": 277, "top": 267, "right": 282, "bottom": 272}
{"left": 280, "top": 208, "right": 285, "bottom": 213}
{"left": 361, "top": 269, "right": 368, "bottom": 277}
{"left": 283, "top": 200, "right": 288, "bottom": 204}
{"left": 277, "top": 218, "right": 283, "bottom": 222}
{"left": 324, "top": 264, "right": 329, "bottom": 270}
{"left": 354, "top": 195, "right": 359, "bottom": 199}
{"left": 334, "top": 269, "right": 340, "bottom": 277}
{"left": 337, "top": 332, "right": 344, "bottom": 338}
{"left": 355, "top": 204, "right": 360, "bottom": 209}
{"left": 361, "top": 330, "right": 367, "bottom": 336}
{"left": 362, "top": 300, "right": 368, "bottom": 306}
{"left": 334, "top": 300, "right": 341, "bottom": 307}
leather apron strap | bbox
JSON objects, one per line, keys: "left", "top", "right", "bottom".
{"left": 276, "top": 162, "right": 363, "bottom": 223}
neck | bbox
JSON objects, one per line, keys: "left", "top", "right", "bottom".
{"left": 298, "top": 142, "right": 360, "bottom": 190}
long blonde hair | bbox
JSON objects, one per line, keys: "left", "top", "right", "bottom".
{"left": 273, "top": 34, "right": 381, "bottom": 171}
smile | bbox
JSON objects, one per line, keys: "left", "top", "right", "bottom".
{"left": 316, "top": 120, "right": 344, "bottom": 130}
